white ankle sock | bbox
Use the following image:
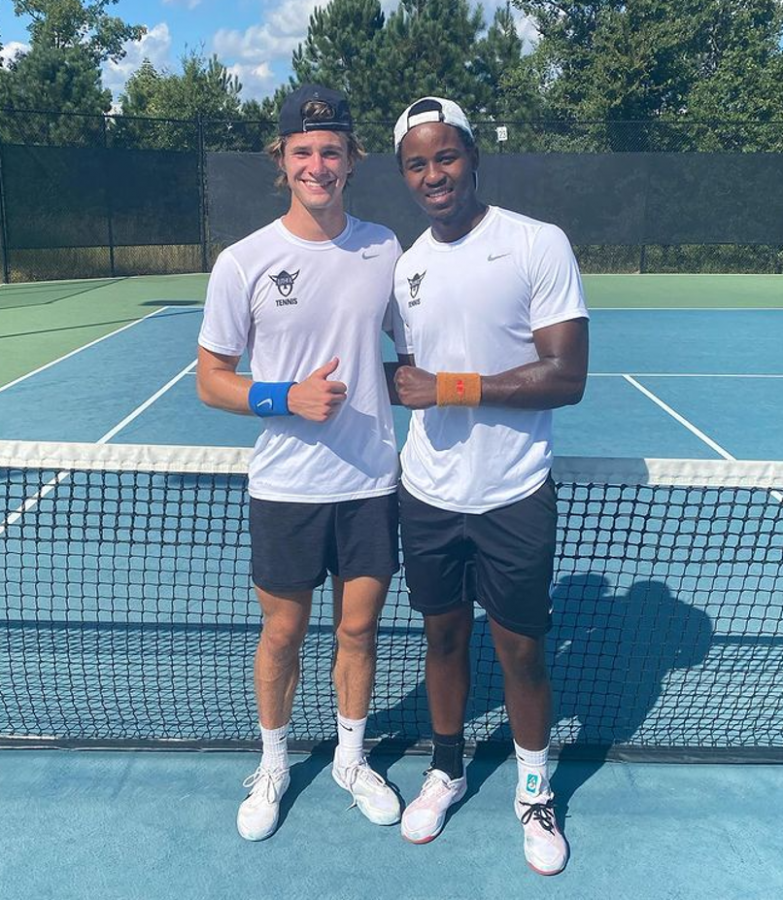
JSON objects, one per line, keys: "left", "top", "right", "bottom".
{"left": 514, "top": 742, "right": 550, "bottom": 799}
{"left": 260, "top": 722, "right": 290, "bottom": 772}
{"left": 336, "top": 713, "right": 367, "bottom": 767}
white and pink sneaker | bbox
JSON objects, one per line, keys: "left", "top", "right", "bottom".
{"left": 401, "top": 768, "right": 467, "bottom": 843}
{"left": 514, "top": 790, "right": 569, "bottom": 875}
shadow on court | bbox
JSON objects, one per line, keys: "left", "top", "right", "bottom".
{"left": 368, "top": 574, "right": 714, "bottom": 837}
{"left": 549, "top": 575, "right": 713, "bottom": 821}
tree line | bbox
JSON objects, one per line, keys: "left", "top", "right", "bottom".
{"left": 2, "top": 0, "right": 783, "bottom": 151}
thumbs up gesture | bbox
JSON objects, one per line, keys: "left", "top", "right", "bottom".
{"left": 287, "top": 357, "right": 347, "bottom": 422}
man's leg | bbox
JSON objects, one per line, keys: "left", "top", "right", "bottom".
{"left": 330, "top": 574, "right": 401, "bottom": 825}
{"left": 423, "top": 605, "right": 474, "bottom": 737}
{"left": 489, "top": 623, "right": 551, "bottom": 756}
{"left": 255, "top": 587, "right": 313, "bottom": 729}
{"left": 491, "top": 620, "right": 567, "bottom": 876}
{"left": 237, "top": 586, "right": 312, "bottom": 841}
{"left": 400, "top": 607, "right": 474, "bottom": 843}
{"left": 331, "top": 574, "right": 388, "bottom": 719}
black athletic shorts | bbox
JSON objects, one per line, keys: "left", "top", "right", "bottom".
{"left": 399, "top": 477, "right": 557, "bottom": 637}
{"left": 249, "top": 492, "right": 399, "bottom": 593}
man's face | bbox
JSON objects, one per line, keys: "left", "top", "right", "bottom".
{"left": 281, "top": 130, "right": 352, "bottom": 212}
{"left": 399, "top": 122, "right": 478, "bottom": 225}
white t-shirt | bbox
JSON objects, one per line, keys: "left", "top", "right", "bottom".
{"left": 199, "top": 215, "right": 401, "bottom": 502}
{"left": 392, "top": 206, "right": 588, "bottom": 513}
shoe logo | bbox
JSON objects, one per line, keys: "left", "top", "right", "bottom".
{"left": 362, "top": 251, "right": 379, "bottom": 259}
{"left": 488, "top": 252, "right": 510, "bottom": 262}
{"left": 254, "top": 398, "right": 273, "bottom": 412}
{"left": 407, "top": 271, "right": 426, "bottom": 298}
{"left": 525, "top": 773, "right": 540, "bottom": 795}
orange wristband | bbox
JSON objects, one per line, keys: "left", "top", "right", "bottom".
{"left": 436, "top": 372, "right": 482, "bottom": 407}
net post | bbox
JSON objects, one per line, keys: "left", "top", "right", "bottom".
{"left": 197, "top": 114, "right": 209, "bottom": 274}
{"left": 102, "top": 114, "right": 116, "bottom": 277}
{"left": 0, "top": 142, "right": 10, "bottom": 284}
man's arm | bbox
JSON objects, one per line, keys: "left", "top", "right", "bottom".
{"left": 196, "top": 346, "right": 252, "bottom": 414}
{"left": 393, "top": 319, "right": 588, "bottom": 410}
{"left": 196, "top": 346, "right": 348, "bottom": 421}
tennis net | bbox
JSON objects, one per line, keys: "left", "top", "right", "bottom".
{"left": 1, "top": 441, "right": 782, "bottom": 761}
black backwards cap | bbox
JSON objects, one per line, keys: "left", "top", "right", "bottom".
{"left": 278, "top": 84, "right": 353, "bottom": 136}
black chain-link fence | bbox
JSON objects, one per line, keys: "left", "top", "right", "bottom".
{"left": 2, "top": 108, "right": 783, "bottom": 282}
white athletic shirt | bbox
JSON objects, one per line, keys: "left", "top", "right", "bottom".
{"left": 392, "top": 206, "right": 588, "bottom": 513}
{"left": 199, "top": 215, "right": 401, "bottom": 502}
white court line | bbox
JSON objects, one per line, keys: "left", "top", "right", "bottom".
{"left": 99, "top": 360, "right": 197, "bottom": 443}
{"left": 0, "top": 359, "right": 198, "bottom": 535}
{"left": 623, "top": 374, "right": 783, "bottom": 503}
{"left": 0, "top": 306, "right": 172, "bottom": 395}
{"left": 591, "top": 372, "right": 783, "bottom": 378}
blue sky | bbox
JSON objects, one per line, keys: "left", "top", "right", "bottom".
{"left": 1, "top": 0, "right": 536, "bottom": 103}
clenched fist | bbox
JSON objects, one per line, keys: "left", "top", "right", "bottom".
{"left": 394, "top": 365, "right": 437, "bottom": 409}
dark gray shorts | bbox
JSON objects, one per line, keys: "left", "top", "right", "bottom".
{"left": 399, "top": 478, "right": 557, "bottom": 637}
{"left": 250, "top": 492, "right": 399, "bottom": 594}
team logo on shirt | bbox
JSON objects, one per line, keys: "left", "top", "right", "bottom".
{"left": 408, "top": 271, "right": 426, "bottom": 298}
{"left": 407, "top": 271, "right": 426, "bottom": 307}
{"left": 269, "top": 269, "right": 299, "bottom": 301}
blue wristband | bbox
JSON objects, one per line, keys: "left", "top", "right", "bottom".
{"left": 248, "top": 381, "right": 296, "bottom": 417}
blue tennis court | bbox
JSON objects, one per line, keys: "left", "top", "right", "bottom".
{"left": 2, "top": 303, "right": 783, "bottom": 457}
{"left": 1, "top": 283, "right": 782, "bottom": 898}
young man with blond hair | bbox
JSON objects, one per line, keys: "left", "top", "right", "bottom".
{"left": 197, "top": 84, "right": 401, "bottom": 840}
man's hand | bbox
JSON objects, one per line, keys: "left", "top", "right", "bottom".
{"left": 287, "top": 357, "right": 347, "bottom": 421}
{"left": 394, "top": 365, "right": 437, "bottom": 409}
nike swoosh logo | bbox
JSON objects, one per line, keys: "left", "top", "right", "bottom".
{"left": 362, "top": 251, "right": 379, "bottom": 259}
{"left": 339, "top": 723, "right": 354, "bottom": 731}
{"left": 255, "top": 398, "right": 273, "bottom": 411}
{"left": 488, "top": 252, "right": 511, "bottom": 262}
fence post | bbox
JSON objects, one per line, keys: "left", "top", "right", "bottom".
{"left": 197, "top": 114, "right": 209, "bottom": 273}
{"left": 0, "top": 143, "right": 10, "bottom": 283}
{"left": 102, "top": 115, "right": 116, "bottom": 277}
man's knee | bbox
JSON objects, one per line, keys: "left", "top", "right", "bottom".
{"left": 260, "top": 615, "right": 308, "bottom": 662}
{"left": 425, "top": 613, "right": 472, "bottom": 658}
{"left": 335, "top": 616, "right": 378, "bottom": 655}
{"left": 492, "top": 627, "right": 548, "bottom": 683}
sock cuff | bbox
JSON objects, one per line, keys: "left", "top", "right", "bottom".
{"left": 433, "top": 730, "right": 465, "bottom": 747}
{"left": 337, "top": 713, "right": 368, "bottom": 729}
{"left": 514, "top": 742, "right": 549, "bottom": 767}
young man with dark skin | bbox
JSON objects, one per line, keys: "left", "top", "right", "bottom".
{"left": 197, "top": 85, "right": 401, "bottom": 840}
{"left": 390, "top": 97, "right": 589, "bottom": 875}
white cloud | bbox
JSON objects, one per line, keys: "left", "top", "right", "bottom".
{"left": 481, "top": 1, "right": 539, "bottom": 52}
{"left": 0, "top": 41, "right": 30, "bottom": 68}
{"left": 511, "top": 10, "right": 540, "bottom": 52}
{"left": 226, "top": 61, "right": 276, "bottom": 98}
{"left": 163, "top": 0, "right": 203, "bottom": 8}
{"left": 102, "top": 23, "right": 174, "bottom": 99}
{"left": 212, "top": 0, "right": 323, "bottom": 98}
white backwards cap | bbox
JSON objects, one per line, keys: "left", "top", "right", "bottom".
{"left": 393, "top": 97, "right": 474, "bottom": 153}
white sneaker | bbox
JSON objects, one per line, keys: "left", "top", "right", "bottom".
{"left": 514, "top": 790, "right": 569, "bottom": 875}
{"left": 332, "top": 757, "right": 401, "bottom": 825}
{"left": 236, "top": 765, "right": 291, "bottom": 841}
{"left": 400, "top": 768, "right": 467, "bottom": 844}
